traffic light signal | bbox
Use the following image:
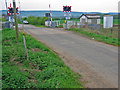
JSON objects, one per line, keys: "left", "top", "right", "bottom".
{"left": 9, "top": 8, "right": 13, "bottom": 13}
{"left": 8, "top": 7, "right": 13, "bottom": 16}
{"left": 16, "top": 7, "right": 19, "bottom": 15}
{"left": 63, "top": 6, "right": 71, "bottom": 12}
{"left": 8, "top": 7, "right": 19, "bottom": 16}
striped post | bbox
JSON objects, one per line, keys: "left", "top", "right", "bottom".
{"left": 49, "top": 4, "right": 52, "bottom": 21}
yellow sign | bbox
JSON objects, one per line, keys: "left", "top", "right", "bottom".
{"left": 65, "top": 20, "right": 67, "bottom": 23}
{"left": 23, "top": 31, "right": 25, "bottom": 35}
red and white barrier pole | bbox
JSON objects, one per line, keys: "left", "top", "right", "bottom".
{"left": 49, "top": 4, "right": 52, "bottom": 21}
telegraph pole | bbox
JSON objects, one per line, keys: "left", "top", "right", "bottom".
{"left": 13, "top": 0, "right": 19, "bottom": 41}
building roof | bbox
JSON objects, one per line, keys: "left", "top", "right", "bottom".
{"left": 80, "top": 14, "right": 101, "bottom": 19}
{"left": 104, "top": 15, "right": 113, "bottom": 17}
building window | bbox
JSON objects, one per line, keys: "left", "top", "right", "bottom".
{"left": 82, "top": 18, "right": 86, "bottom": 24}
{"left": 91, "top": 19, "right": 97, "bottom": 24}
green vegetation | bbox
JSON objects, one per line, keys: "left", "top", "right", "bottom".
{"left": 101, "top": 19, "right": 119, "bottom": 25}
{"left": 54, "top": 15, "right": 119, "bottom": 25}
{"left": 0, "top": 17, "right": 8, "bottom": 22}
{"left": 54, "top": 19, "right": 80, "bottom": 25}
{"left": 18, "top": 19, "right": 22, "bottom": 24}
{"left": 57, "top": 25, "right": 63, "bottom": 28}
{"left": 34, "top": 25, "right": 48, "bottom": 27}
{"left": 2, "top": 28, "right": 84, "bottom": 88}
{"left": 1, "top": 14, "right": 8, "bottom": 22}
{"left": 67, "top": 28, "right": 119, "bottom": 46}
{"left": 54, "top": 19, "right": 119, "bottom": 25}
{"left": 18, "top": 17, "right": 49, "bottom": 27}
{"left": 27, "top": 16, "right": 48, "bottom": 26}
{"left": 0, "top": 29, "right": 2, "bottom": 90}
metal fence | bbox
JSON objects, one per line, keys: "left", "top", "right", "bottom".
{"left": 2, "top": 22, "right": 10, "bottom": 29}
{"left": 63, "top": 21, "right": 101, "bottom": 30}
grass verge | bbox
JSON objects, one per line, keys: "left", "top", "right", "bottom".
{"left": 67, "top": 28, "right": 120, "bottom": 46}
{"left": 2, "top": 28, "right": 84, "bottom": 88}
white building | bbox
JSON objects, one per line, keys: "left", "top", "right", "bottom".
{"left": 80, "top": 14, "right": 101, "bottom": 24}
{"left": 103, "top": 15, "right": 113, "bottom": 28}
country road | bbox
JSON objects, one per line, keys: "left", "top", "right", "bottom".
{"left": 23, "top": 24, "right": 118, "bottom": 88}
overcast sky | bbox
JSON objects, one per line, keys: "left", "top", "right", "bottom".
{"left": 1, "top": 0, "right": 119, "bottom": 13}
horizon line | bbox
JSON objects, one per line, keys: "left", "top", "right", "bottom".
{"left": 1, "top": 9, "right": 118, "bottom": 13}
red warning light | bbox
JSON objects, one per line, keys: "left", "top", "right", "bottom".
{"left": 63, "top": 6, "right": 72, "bottom": 12}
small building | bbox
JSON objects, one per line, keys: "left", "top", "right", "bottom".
{"left": 79, "top": 14, "right": 101, "bottom": 24}
{"left": 103, "top": 15, "right": 113, "bottom": 28}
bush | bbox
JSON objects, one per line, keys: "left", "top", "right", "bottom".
{"left": 27, "top": 16, "right": 48, "bottom": 25}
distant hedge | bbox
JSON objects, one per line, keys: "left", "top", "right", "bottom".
{"left": 27, "top": 16, "right": 48, "bottom": 25}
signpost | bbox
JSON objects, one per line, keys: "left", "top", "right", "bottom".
{"left": 63, "top": 6, "right": 72, "bottom": 29}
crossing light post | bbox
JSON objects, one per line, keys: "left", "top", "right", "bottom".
{"left": 63, "top": 6, "right": 71, "bottom": 29}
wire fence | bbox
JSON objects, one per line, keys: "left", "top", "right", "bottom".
{"left": 53, "top": 20, "right": 119, "bottom": 39}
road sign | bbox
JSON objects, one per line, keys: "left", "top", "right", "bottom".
{"left": 45, "top": 13, "right": 50, "bottom": 17}
{"left": 16, "top": 7, "right": 19, "bottom": 15}
{"left": 63, "top": 6, "right": 71, "bottom": 12}
{"left": 8, "top": 4, "right": 19, "bottom": 16}
{"left": 8, "top": 3, "right": 13, "bottom": 16}
{"left": 65, "top": 20, "right": 67, "bottom": 23}
{"left": 64, "top": 13, "right": 71, "bottom": 17}
{"left": 66, "top": 16, "right": 70, "bottom": 20}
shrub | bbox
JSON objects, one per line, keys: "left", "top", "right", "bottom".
{"left": 27, "top": 16, "right": 48, "bottom": 25}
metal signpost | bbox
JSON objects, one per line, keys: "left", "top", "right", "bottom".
{"left": 63, "top": 6, "right": 71, "bottom": 29}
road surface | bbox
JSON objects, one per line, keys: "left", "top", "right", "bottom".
{"left": 23, "top": 24, "right": 118, "bottom": 88}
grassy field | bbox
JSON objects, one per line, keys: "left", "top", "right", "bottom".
{"left": 2, "top": 28, "right": 84, "bottom": 88}
{"left": 101, "top": 19, "right": 119, "bottom": 25}
{"left": 67, "top": 28, "right": 119, "bottom": 46}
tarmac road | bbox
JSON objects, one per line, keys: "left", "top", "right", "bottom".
{"left": 24, "top": 24, "right": 118, "bottom": 88}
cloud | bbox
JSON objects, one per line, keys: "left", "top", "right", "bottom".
{"left": 2, "top": 0, "right": 119, "bottom": 12}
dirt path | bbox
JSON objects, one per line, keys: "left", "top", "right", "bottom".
{"left": 23, "top": 24, "right": 118, "bottom": 88}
